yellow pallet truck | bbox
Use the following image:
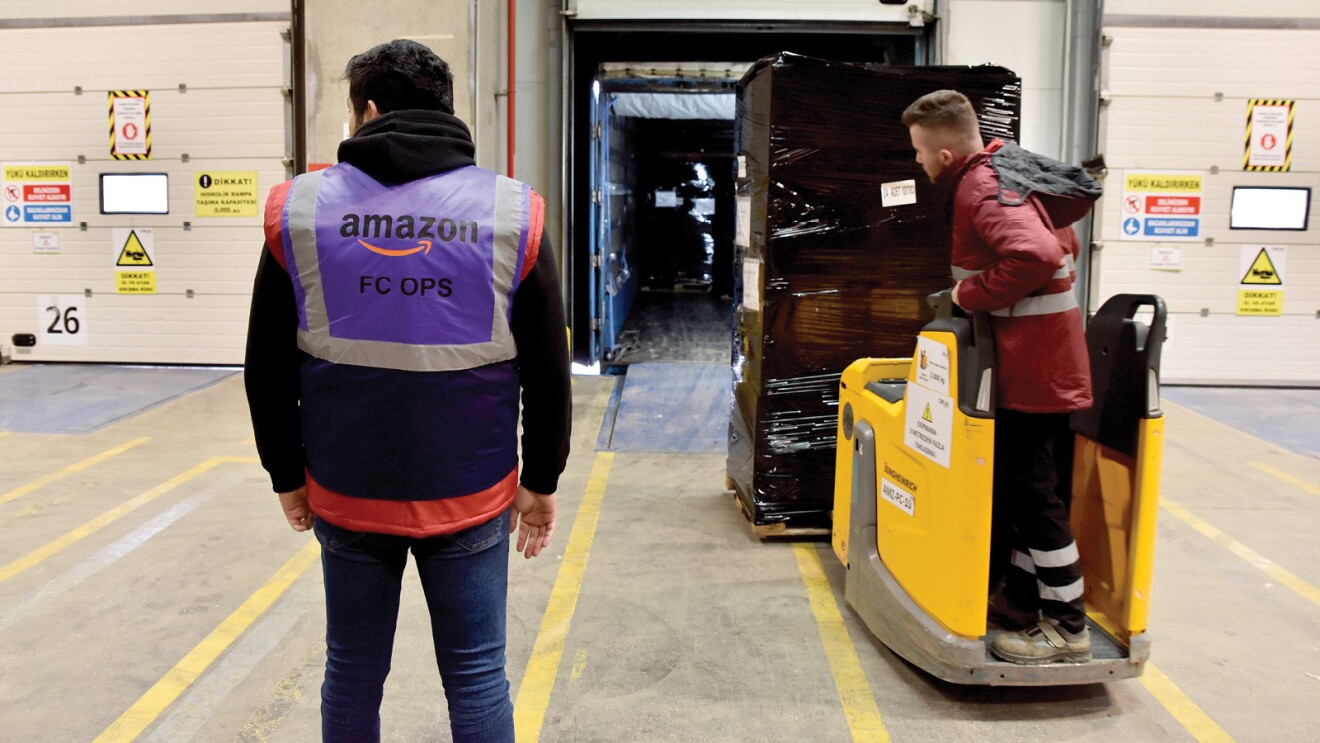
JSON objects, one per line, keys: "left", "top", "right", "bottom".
{"left": 832, "top": 291, "right": 1166, "bottom": 685}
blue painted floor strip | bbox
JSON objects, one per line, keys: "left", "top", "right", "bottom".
{"left": 1163, "top": 386, "right": 1320, "bottom": 459}
{"left": 0, "top": 364, "right": 237, "bottom": 434}
{"left": 602, "top": 362, "right": 731, "bottom": 454}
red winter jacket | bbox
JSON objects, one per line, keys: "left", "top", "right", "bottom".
{"left": 940, "top": 140, "right": 1095, "bottom": 413}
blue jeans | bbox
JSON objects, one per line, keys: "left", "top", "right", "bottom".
{"left": 313, "top": 511, "right": 514, "bottom": 743}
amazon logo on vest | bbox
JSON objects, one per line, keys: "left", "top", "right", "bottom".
{"left": 341, "top": 213, "right": 479, "bottom": 257}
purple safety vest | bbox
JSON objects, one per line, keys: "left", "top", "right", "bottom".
{"left": 278, "top": 163, "right": 533, "bottom": 501}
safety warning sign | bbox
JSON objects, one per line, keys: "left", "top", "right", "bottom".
{"left": 1120, "top": 173, "right": 1203, "bottom": 242}
{"left": 904, "top": 383, "right": 953, "bottom": 468}
{"left": 1237, "top": 245, "right": 1284, "bottom": 316}
{"left": 2, "top": 162, "right": 73, "bottom": 227}
{"left": 113, "top": 227, "right": 156, "bottom": 294}
{"left": 109, "top": 91, "right": 151, "bottom": 160}
{"left": 914, "top": 336, "right": 951, "bottom": 396}
{"left": 194, "top": 171, "right": 259, "bottom": 217}
{"left": 1244, "top": 100, "right": 1293, "bottom": 172}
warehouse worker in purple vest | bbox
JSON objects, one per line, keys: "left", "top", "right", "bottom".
{"left": 243, "top": 39, "right": 571, "bottom": 742}
{"left": 904, "top": 90, "right": 1098, "bottom": 665}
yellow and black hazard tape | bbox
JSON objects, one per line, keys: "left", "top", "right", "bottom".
{"left": 1243, "top": 98, "right": 1293, "bottom": 172}
{"left": 108, "top": 90, "right": 152, "bottom": 160}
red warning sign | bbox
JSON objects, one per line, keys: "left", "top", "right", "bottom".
{"left": 23, "top": 184, "right": 70, "bottom": 203}
{"left": 1144, "top": 196, "right": 1201, "bottom": 216}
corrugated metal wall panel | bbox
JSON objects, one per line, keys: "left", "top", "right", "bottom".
{"left": 1095, "top": 24, "right": 1320, "bottom": 386}
{"left": 0, "top": 20, "right": 287, "bottom": 365}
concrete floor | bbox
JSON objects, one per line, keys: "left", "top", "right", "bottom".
{"left": 0, "top": 367, "right": 1317, "bottom": 742}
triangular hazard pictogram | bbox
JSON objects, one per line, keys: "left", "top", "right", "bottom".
{"left": 922, "top": 404, "right": 933, "bottom": 423}
{"left": 116, "top": 230, "right": 153, "bottom": 267}
{"left": 1241, "top": 248, "right": 1281, "bottom": 285}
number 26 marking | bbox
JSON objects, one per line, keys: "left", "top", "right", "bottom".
{"left": 46, "top": 306, "right": 80, "bottom": 335}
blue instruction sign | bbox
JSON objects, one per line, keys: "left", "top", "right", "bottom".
{"left": 1123, "top": 217, "right": 1141, "bottom": 236}
{"left": 24, "top": 205, "right": 72, "bottom": 223}
{"left": 1143, "top": 218, "right": 1199, "bottom": 238}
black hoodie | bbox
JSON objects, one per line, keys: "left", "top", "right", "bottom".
{"left": 244, "top": 110, "right": 571, "bottom": 497}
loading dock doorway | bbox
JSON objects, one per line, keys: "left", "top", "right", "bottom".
{"left": 568, "top": 25, "right": 927, "bottom": 368}
{"left": 588, "top": 64, "right": 741, "bottom": 366}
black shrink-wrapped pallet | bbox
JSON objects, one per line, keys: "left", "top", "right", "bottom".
{"left": 727, "top": 53, "right": 1021, "bottom": 531}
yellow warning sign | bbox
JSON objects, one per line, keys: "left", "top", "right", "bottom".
{"left": 4, "top": 164, "right": 71, "bottom": 181}
{"left": 1124, "top": 174, "right": 1202, "bottom": 193}
{"left": 1241, "top": 247, "right": 1282, "bottom": 285}
{"left": 1237, "top": 289, "right": 1283, "bottom": 316}
{"left": 194, "top": 171, "right": 259, "bottom": 217}
{"left": 922, "top": 404, "right": 933, "bottom": 423}
{"left": 116, "top": 230, "right": 153, "bottom": 266}
{"left": 116, "top": 270, "right": 156, "bottom": 294}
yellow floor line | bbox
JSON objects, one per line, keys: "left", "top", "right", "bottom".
{"left": 513, "top": 451, "right": 614, "bottom": 743}
{"left": 1251, "top": 462, "right": 1320, "bottom": 499}
{"left": 0, "top": 456, "right": 258, "bottom": 585}
{"left": 793, "top": 544, "right": 891, "bottom": 743}
{"left": 1140, "top": 662, "right": 1236, "bottom": 742}
{"left": 92, "top": 539, "right": 320, "bottom": 743}
{"left": 0, "top": 436, "right": 152, "bottom": 506}
{"left": 1162, "top": 498, "right": 1320, "bottom": 609}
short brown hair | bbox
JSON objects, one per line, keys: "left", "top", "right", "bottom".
{"left": 901, "top": 90, "right": 978, "bottom": 134}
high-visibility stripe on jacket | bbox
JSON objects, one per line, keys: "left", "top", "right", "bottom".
{"left": 263, "top": 162, "right": 544, "bottom": 535}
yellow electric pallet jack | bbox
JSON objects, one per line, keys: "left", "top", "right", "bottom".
{"left": 832, "top": 290, "right": 1166, "bottom": 685}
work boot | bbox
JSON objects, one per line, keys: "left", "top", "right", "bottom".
{"left": 987, "top": 592, "right": 1038, "bottom": 630}
{"left": 991, "top": 619, "right": 1091, "bottom": 665}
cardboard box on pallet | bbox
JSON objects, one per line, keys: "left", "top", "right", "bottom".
{"left": 727, "top": 53, "right": 1021, "bottom": 531}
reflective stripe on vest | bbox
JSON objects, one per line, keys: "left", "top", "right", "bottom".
{"left": 951, "top": 254, "right": 1077, "bottom": 317}
{"left": 284, "top": 165, "right": 528, "bottom": 373}
{"left": 951, "top": 254, "right": 1074, "bottom": 282}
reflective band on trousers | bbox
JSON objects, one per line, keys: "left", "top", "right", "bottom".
{"left": 285, "top": 169, "right": 526, "bottom": 373}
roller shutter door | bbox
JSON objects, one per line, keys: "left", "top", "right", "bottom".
{"left": 0, "top": 17, "right": 290, "bottom": 364}
{"left": 566, "top": 0, "right": 914, "bottom": 22}
{"left": 1093, "top": 19, "right": 1319, "bottom": 385}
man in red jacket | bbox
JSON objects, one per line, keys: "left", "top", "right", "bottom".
{"left": 903, "top": 90, "right": 1099, "bottom": 664}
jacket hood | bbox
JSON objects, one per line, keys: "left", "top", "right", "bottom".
{"left": 337, "top": 109, "right": 476, "bottom": 184}
{"left": 990, "top": 141, "right": 1102, "bottom": 227}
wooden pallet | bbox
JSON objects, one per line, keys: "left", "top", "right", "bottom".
{"left": 729, "top": 486, "right": 832, "bottom": 539}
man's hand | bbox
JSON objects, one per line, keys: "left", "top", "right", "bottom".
{"left": 951, "top": 281, "right": 963, "bottom": 308}
{"left": 510, "top": 485, "right": 556, "bottom": 558}
{"left": 278, "top": 486, "right": 312, "bottom": 532}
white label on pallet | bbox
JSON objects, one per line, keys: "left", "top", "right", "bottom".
{"left": 881, "top": 179, "right": 917, "bottom": 207}
{"left": 880, "top": 477, "right": 915, "bottom": 517}
{"left": 904, "top": 383, "right": 953, "bottom": 468}
{"left": 742, "top": 258, "right": 761, "bottom": 312}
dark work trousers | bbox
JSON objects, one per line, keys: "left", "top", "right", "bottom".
{"left": 991, "top": 409, "right": 1086, "bottom": 634}
{"left": 313, "top": 511, "right": 515, "bottom": 743}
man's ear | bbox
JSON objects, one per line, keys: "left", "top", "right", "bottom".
{"left": 938, "top": 148, "right": 955, "bottom": 167}
{"left": 363, "top": 100, "right": 381, "bottom": 124}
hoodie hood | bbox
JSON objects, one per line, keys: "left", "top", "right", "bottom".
{"left": 337, "top": 109, "right": 476, "bottom": 184}
{"left": 990, "top": 141, "right": 1102, "bottom": 227}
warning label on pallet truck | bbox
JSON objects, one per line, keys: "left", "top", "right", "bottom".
{"left": 904, "top": 383, "right": 953, "bottom": 468}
